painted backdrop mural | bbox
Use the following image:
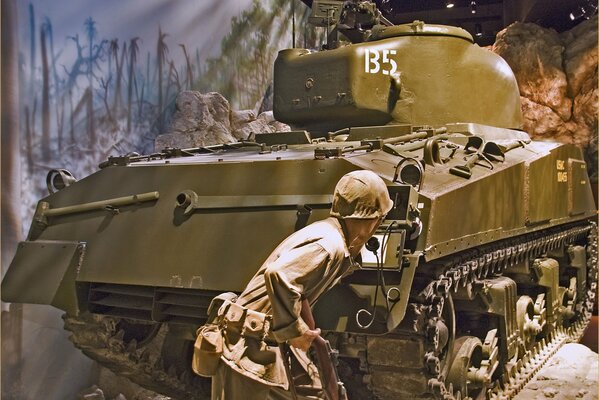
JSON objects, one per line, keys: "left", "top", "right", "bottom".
{"left": 1, "top": 1, "right": 318, "bottom": 399}
{"left": 14, "top": 0, "right": 317, "bottom": 232}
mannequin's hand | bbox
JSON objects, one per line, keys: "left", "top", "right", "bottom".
{"left": 288, "top": 328, "right": 321, "bottom": 352}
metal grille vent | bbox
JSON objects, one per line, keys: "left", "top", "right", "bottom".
{"left": 88, "top": 283, "right": 222, "bottom": 325}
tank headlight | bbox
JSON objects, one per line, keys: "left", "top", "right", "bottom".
{"left": 393, "top": 158, "right": 424, "bottom": 190}
{"left": 46, "top": 169, "right": 77, "bottom": 194}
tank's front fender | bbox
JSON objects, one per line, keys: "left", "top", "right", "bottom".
{"left": 1, "top": 240, "right": 85, "bottom": 315}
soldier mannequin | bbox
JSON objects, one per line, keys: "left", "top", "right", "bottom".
{"left": 211, "top": 170, "right": 393, "bottom": 400}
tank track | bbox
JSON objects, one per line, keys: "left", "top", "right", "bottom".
{"left": 63, "top": 314, "right": 210, "bottom": 399}
{"left": 346, "top": 220, "right": 597, "bottom": 400}
{"left": 63, "top": 221, "right": 597, "bottom": 400}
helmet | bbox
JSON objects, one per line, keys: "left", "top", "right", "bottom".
{"left": 330, "top": 170, "right": 394, "bottom": 219}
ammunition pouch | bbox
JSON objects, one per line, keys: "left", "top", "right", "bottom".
{"left": 219, "top": 300, "right": 272, "bottom": 341}
{"left": 191, "top": 292, "right": 238, "bottom": 377}
{"left": 243, "top": 308, "right": 271, "bottom": 340}
{"left": 192, "top": 323, "right": 223, "bottom": 377}
{"left": 221, "top": 301, "right": 280, "bottom": 381}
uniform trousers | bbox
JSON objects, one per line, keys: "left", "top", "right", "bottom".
{"left": 211, "top": 362, "right": 321, "bottom": 400}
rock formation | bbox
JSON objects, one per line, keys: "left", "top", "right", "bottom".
{"left": 492, "top": 16, "right": 598, "bottom": 184}
{"left": 154, "top": 91, "right": 290, "bottom": 149}
{"left": 78, "top": 368, "right": 173, "bottom": 400}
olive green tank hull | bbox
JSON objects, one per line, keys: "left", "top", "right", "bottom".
{"left": 2, "top": 129, "right": 595, "bottom": 327}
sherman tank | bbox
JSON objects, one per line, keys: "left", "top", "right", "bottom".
{"left": 2, "top": 2, "right": 597, "bottom": 399}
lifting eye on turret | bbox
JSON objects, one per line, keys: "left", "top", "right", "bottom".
{"left": 46, "top": 169, "right": 77, "bottom": 194}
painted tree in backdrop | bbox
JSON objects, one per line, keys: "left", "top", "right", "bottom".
{"left": 196, "top": 0, "right": 313, "bottom": 110}
{"left": 111, "top": 39, "right": 126, "bottom": 113}
{"left": 40, "top": 21, "right": 51, "bottom": 161}
{"left": 15, "top": 1, "right": 321, "bottom": 241}
{"left": 156, "top": 28, "right": 168, "bottom": 132}
{"left": 127, "top": 38, "right": 140, "bottom": 132}
{"left": 84, "top": 17, "right": 97, "bottom": 145}
{"left": 180, "top": 44, "right": 193, "bottom": 89}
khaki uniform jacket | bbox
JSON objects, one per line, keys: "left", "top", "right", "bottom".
{"left": 220, "top": 217, "right": 359, "bottom": 388}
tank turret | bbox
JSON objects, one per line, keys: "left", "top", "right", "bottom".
{"left": 274, "top": 9, "right": 521, "bottom": 132}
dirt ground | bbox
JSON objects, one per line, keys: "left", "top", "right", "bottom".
{"left": 514, "top": 343, "right": 598, "bottom": 400}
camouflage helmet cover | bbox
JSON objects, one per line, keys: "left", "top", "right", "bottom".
{"left": 330, "top": 170, "right": 394, "bottom": 219}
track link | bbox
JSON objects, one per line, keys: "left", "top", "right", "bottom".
{"left": 63, "top": 314, "right": 210, "bottom": 399}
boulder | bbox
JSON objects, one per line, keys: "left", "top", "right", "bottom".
{"left": 229, "top": 110, "right": 292, "bottom": 140}
{"left": 519, "top": 97, "right": 570, "bottom": 142}
{"left": 562, "top": 16, "right": 598, "bottom": 98}
{"left": 155, "top": 91, "right": 236, "bottom": 149}
{"left": 492, "top": 16, "right": 598, "bottom": 180}
{"left": 93, "top": 366, "right": 173, "bottom": 400}
{"left": 233, "top": 118, "right": 273, "bottom": 140}
{"left": 78, "top": 386, "right": 106, "bottom": 400}
{"left": 156, "top": 92, "right": 291, "bottom": 148}
{"left": 230, "top": 109, "right": 257, "bottom": 132}
{"left": 230, "top": 109, "right": 265, "bottom": 140}
{"left": 493, "top": 23, "right": 571, "bottom": 121}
